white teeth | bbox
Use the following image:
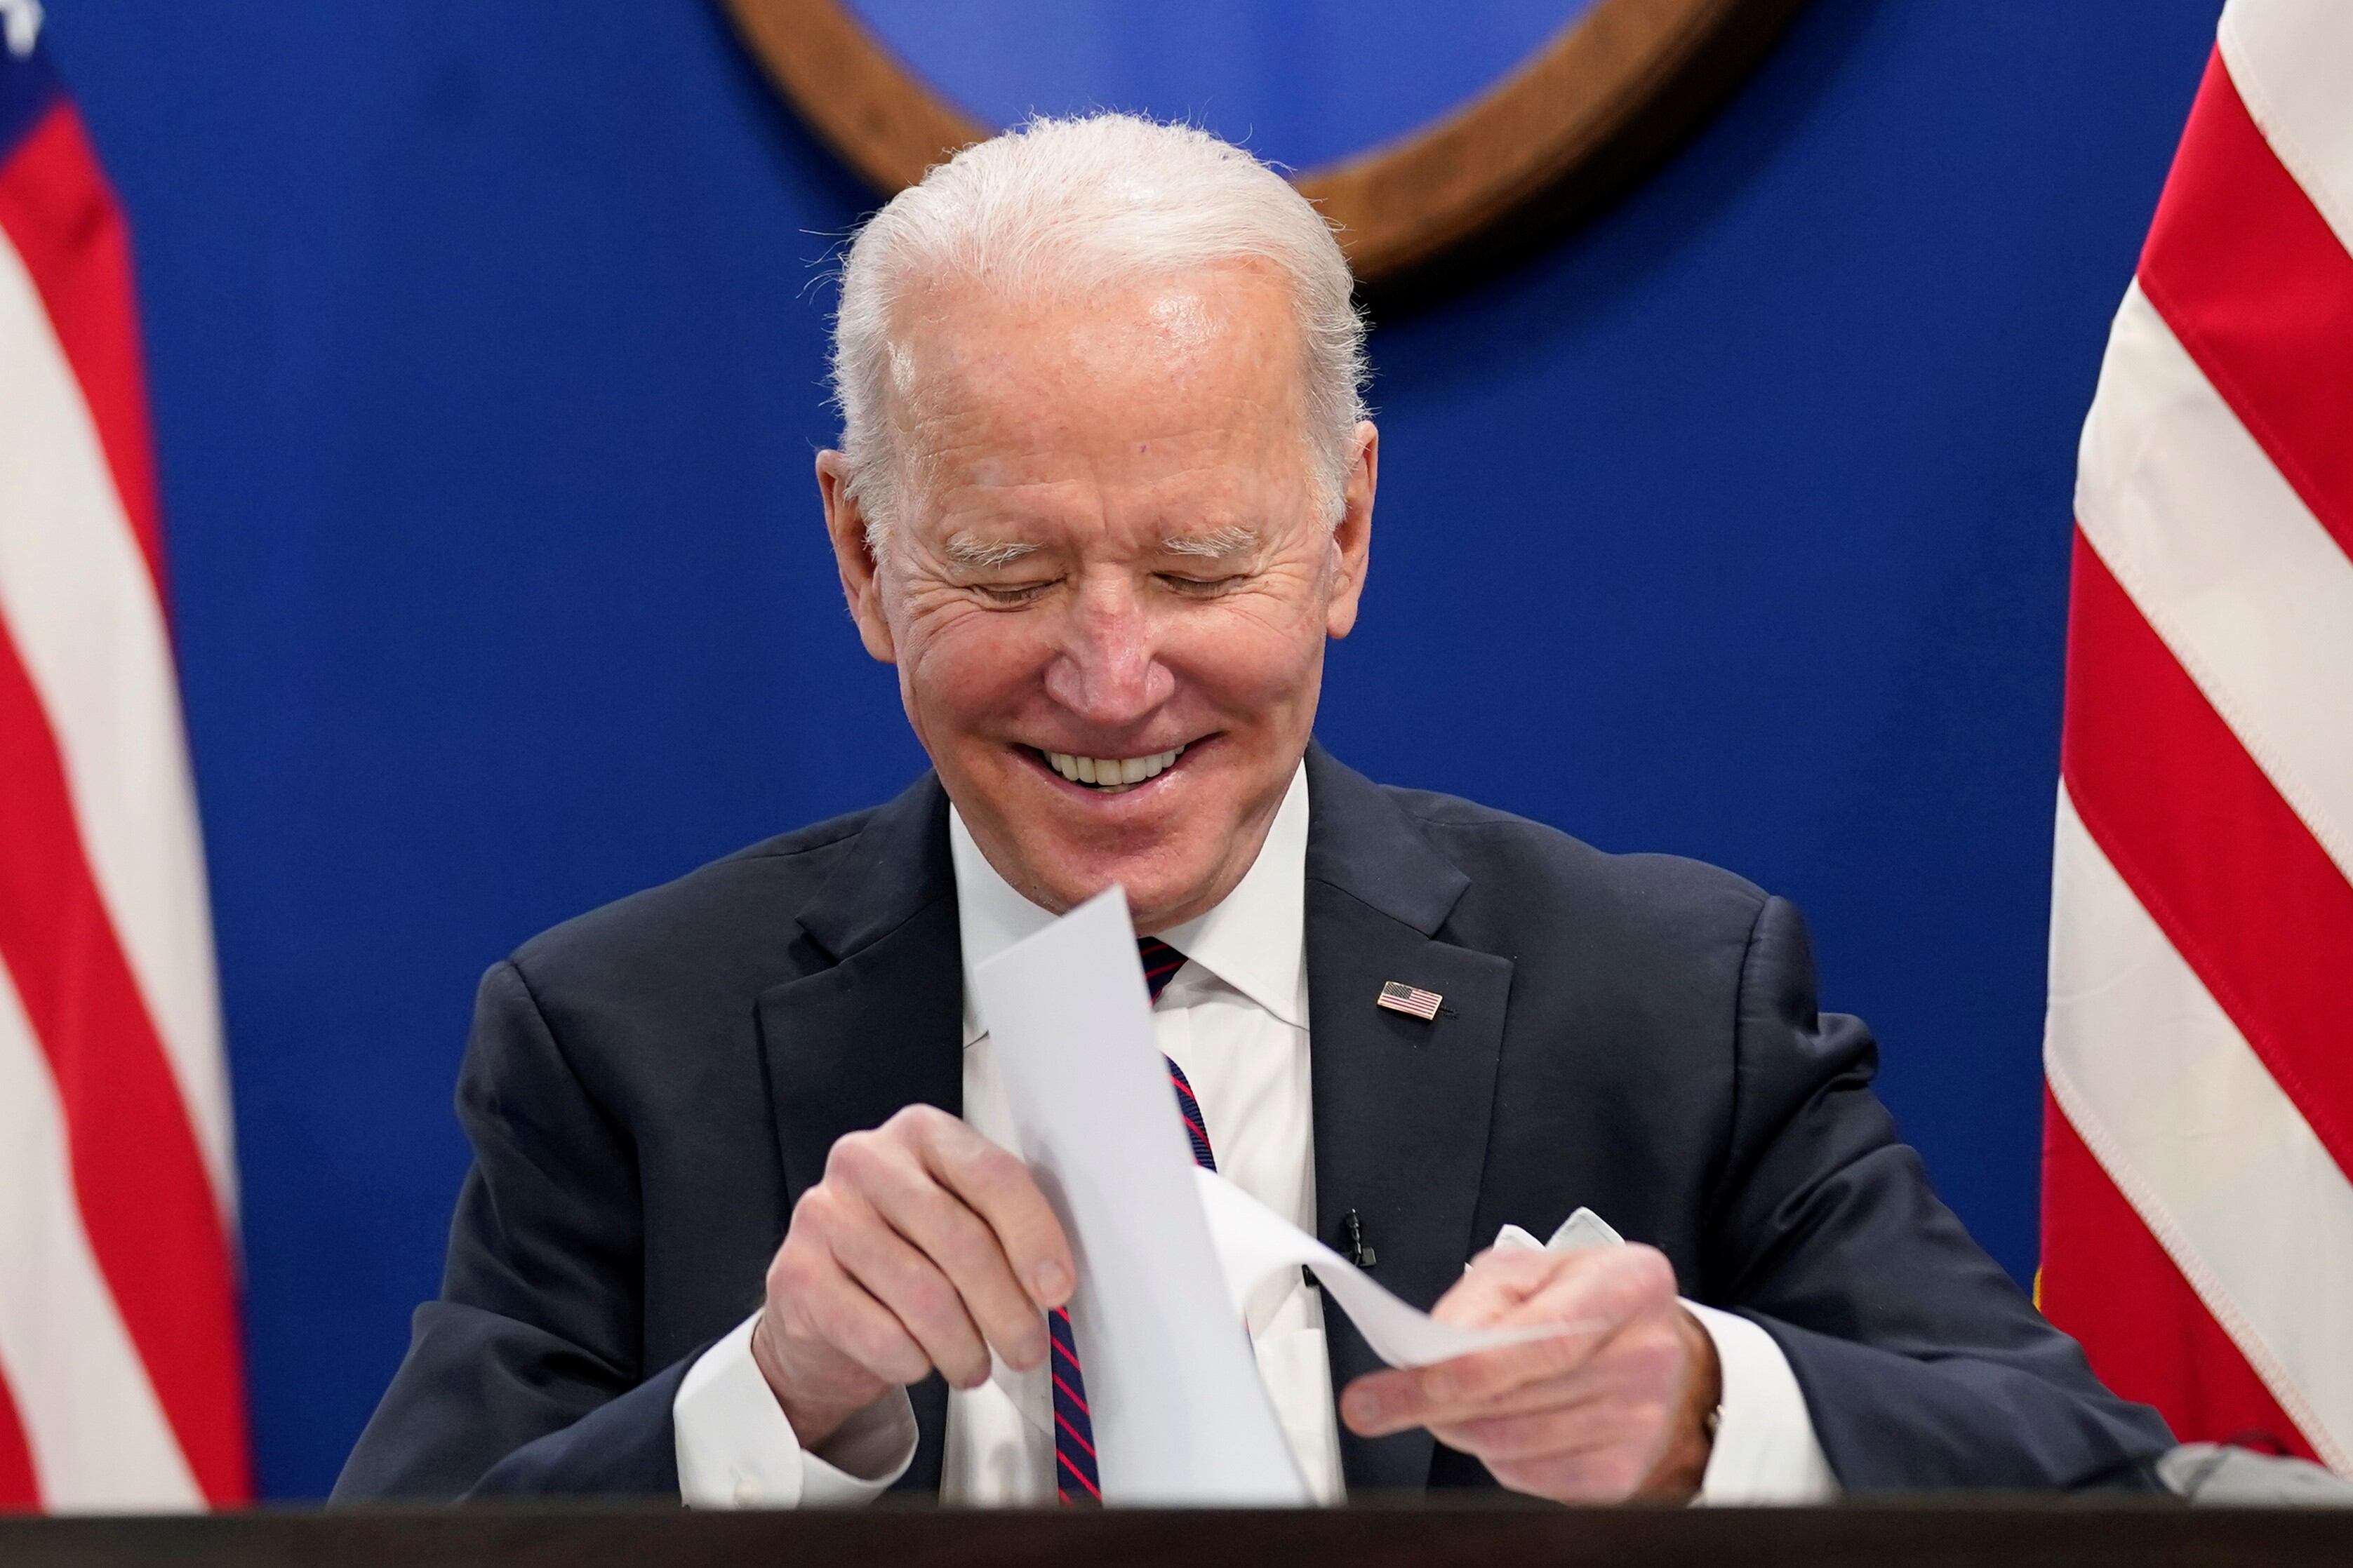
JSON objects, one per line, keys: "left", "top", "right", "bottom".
{"left": 1041, "top": 745, "right": 1185, "bottom": 790}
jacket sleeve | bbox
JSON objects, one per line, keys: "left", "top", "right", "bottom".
{"left": 333, "top": 960, "right": 688, "bottom": 1501}
{"left": 1701, "top": 896, "right": 2175, "bottom": 1490}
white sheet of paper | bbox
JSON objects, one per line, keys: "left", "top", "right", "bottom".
{"left": 975, "top": 887, "right": 1600, "bottom": 1506}
{"left": 1192, "top": 1168, "right": 1585, "bottom": 1366}
{"left": 974, "top": 887, "right": 1309, "bottom": 1506}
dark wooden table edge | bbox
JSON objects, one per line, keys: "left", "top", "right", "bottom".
{"left": 6, "top": 1494, "right": 2353, "bottom": 1567}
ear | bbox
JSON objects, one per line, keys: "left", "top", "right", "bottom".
{"left": 1323, "top": 421, "right": 1378, "bottom": 641}
{"left": 816, "top": 450, "right": 898, "bottom": 663}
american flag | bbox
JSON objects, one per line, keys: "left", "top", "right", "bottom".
{"left": 0, "top": 19, "right": 249, "bottom": 1510}
{"left": 1376, "top": 981, "right": 1442, "bottom": 1022}
{"left": 2039, "top": 0, "right": 2353, "bottom": 1471}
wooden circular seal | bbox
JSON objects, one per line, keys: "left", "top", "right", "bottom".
{"left": 720, "top": 0, "right": 1809, "bottom": 303}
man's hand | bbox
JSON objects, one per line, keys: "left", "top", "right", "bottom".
{"left": 1338, "top": 1244, "right": 1720, "bottom": 1503}
{"left": 749, "top": 1106, "right": 1074, "bottom": 1448}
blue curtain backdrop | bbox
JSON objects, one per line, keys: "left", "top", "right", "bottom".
{"left": 44, "top": 0, "right": 2219, "bottom": 1499}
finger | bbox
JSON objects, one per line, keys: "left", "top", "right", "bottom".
{"left": 776, "top": 1245, "right": 934, "bottom": 1391}
{"left": 1484, "top": 1442, "right": 1658, "bottom": 1505}
{"left": 1345, "top": 1320, "right": 1619, "bottom": 1436}
{"left": 1428, "top": 1380, "right": 1667, "bottom": 1463}
{"left": 1345, "top": 1294, "right": 1689, "bottom": 1438}
{"left": 827, "top": 1186, "right": 995, "bottom": 1388}
{"left": 1488, "top": 1246, "right": 1677, "bottom": 1334}
{"left": 1346, "top": 1304, "right": 1684, "bottom": 1435}
{"left": 1369, "top": 1248, "right": 1677, "bottom": 1425}
{"left": 851, "top": 1125, "right": 1053, "bottom": 1372}
{"left": 1340, "top": 1323, "right": 1614, "bottom": 1436}
{"left": 1350, "top": 1353, "right": 1629, "bottom": 1436}
{"left": 1429, "top": 1247, "right": 1579, "bottom": 1327}
{"left": 1430, "top": 1405, "right": 1608, "bottom": 1467}
{"left": 904, "top": 1108, "right": 1074, "bottom": 1310}
{"left": 1439, "top": 1242, "right": 1672, "bottom": 1332}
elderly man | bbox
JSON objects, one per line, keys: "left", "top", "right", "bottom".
{"left": 336, "top": 114, "right": 2169, "bottom": 1507}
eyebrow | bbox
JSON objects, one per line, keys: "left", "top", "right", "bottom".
{"left": 1159, "top": 525, "right": 1259, "bottom": 561}
{"left": 942, "top": 535, "right": 1045, "bottom": 569}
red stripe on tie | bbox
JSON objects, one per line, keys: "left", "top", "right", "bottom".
{"left": 2041, "top": 1088, "right": 2319, "bottom": 1458}
{"left": 0, "top": 620, "right": 250, "bottom": 1503}
{"left": 0, "top": 103, "right": 170, "bottom": 600}
{"left": 1056, "top": 1449, "right": 1104, "bottom": 1501}
{"left": 1053, "top": 1410, "right": 1098, "bottom": 1460}
{"left": 2062, "top": 531, "right": 2353, "bottom": 1186}
{"left": 1050, "top": 1369, "right": 1091, "bottom": 1417}
{"left": 2138, "top": 51, "right": 2353, "bottom": 566}
{"left": 0, "top": 1370, "right": 36, "bottom": 1510}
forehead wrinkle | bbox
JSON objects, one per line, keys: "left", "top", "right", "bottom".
{"left": 893, "top": 285, "right": 1318, "bottom": 565}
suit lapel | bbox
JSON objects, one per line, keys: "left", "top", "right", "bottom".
{"left": 1302, "top": 746, "right": 1512, "bottom": 1493}
{"left": 755, "top": 772, "right": 964, "bottom": 1494}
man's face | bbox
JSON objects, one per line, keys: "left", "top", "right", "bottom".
{"left": 818, "top": 263, "right": 1375, "bottom": 931}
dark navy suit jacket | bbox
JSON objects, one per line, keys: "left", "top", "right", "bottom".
{"left": 333, "top": 746, "right": 2172, "bottom": 1501}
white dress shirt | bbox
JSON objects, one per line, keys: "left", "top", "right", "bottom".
{"left": 674, "top": 763, "right": 1837, "bottom": 1506}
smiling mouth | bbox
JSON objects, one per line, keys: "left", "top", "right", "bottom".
{"left": 1031, "top": 743, "right": 1188, "bottom": 794}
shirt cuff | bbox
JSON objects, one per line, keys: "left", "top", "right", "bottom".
{"left": 1681, "top": 1301, "right": 1839, "bottom": 1505}
{"left": 672, "top": 1313, "right": 919, "bottom": 1508}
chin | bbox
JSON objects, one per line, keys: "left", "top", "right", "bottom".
{"left": 1037, "top": 858, "right": 1178, "bottom": 920}
{"left": 1023, "top": 840, "right": 1217, "bottom": 925}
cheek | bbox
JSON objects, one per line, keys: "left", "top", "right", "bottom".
{"left": 1171, "top": 598, "right": 1326, "bottom": 709}
{"left": 898, "top": 605, "right": 1049, "bottom": 735}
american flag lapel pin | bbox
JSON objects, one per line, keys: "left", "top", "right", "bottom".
{"left": 1377, "top": 980, "right": 1444, "bottom": 1021}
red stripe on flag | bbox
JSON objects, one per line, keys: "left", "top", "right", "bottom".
{"left": 2061, "top": 530, "right": 2353, "bottom": 1187}
{"left": 2138, "top": 51, "right": 2353, "bottom": 565}
{"left": 2041, "top": 1090, "right": 2318, "bottom": 1459}
{"left": 0, "top": 1371, "right": 36, "bottom": 1510}
{"left": 0, "top": 102, "right": 168, "bottom": 599}
{"left": 0, "top": 621, "right": 249, "bottom": 1503}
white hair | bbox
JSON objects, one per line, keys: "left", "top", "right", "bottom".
{"left": 829, "top": 112, "right": 1370, "bottom": 554}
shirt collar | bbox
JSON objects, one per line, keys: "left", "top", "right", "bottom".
{"left": 949, "top": 760, "right": 1310, "bottom": 1043}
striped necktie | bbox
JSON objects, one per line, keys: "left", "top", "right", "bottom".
{"left": 1048, "top": 934, "right": 1212, "bottom": 1504}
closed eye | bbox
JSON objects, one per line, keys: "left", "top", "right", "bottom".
{"left": 1158, "top": 572, "right": 1245, "bottom": 596}
{"left": 971, "top": 579, "right": 1057, "bottom": 606}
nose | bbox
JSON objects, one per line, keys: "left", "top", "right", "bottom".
{"left": 1041, "top": 571, "right": 1173, "bottom": 729}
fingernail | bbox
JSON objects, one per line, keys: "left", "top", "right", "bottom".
{"left": 1034, "top": 1261, "right": 1071, "bottom": 1304}
{"left": 1343, "top": 1388, "right": 1382, "bottom": 1427}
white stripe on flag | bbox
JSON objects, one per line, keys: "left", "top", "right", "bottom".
{"left": 2221, "top": 0, "right": 2353, "bottom": 258}
{"left": 0, "top": 222, "right": 234, "bottom": 1209}
{"left": 0, "top": 956, "right": 203, "bottom": 1510}
{"left": 2046, "top": 787, "right": 2353, "bottom": 1471}
{"left": 2074, "top": 281, "right": 2353, "bottom": 889}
